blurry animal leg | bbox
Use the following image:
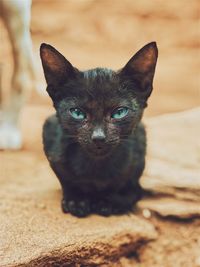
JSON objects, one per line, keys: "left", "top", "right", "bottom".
{"left": 0, "top": 0, "right": 34, "bottom": 149}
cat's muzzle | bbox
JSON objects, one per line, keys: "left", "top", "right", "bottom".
{"left": 88, "top": 141, "right": 113, "bottom": 157}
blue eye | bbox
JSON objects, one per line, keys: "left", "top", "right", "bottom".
{"left": 111, "top": 107, "right": 129, "bottom": 119}
{"left": 70, "top": 108, "right": 86, "bottom": 120}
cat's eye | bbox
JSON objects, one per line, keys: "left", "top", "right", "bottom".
{"left": 111, "top": 107, "right": 129, "bottom": 119}
{"left": 70, "top": 108, "right": 86, "bottom": 120}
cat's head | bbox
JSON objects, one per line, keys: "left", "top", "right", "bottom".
{"left": 40, "top": 42, "right": 158, "bottom": 157}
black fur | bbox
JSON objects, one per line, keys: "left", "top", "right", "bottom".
{"left": 40, "top": 42, "right": 158, "bottom": 217}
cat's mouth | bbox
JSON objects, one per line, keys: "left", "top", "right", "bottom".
{"left": 96, "top": 146, "right": 109, "bottom": 155}
{"left": 86, "top": 144, "right": 113, "bottom": 158}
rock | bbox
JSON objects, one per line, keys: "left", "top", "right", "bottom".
{"left": 138, "top": 197, "right": 200, "bottom": 219}
{"left": 139, "top": 107, "right": 200, "bottom": 218}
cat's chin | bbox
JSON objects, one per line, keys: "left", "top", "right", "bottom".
{"left": 85, "top": 147, "right": 113, "bottom": 159}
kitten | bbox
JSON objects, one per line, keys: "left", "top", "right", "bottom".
{"left": 40, "top": 42, "right": 158, "bottom": 217}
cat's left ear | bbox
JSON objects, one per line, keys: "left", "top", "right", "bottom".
{"left": 120, "top": 42, "right": 158, "bottom": 99}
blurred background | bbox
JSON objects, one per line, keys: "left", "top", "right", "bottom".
{"left": 1, "top": 0, "right": 199, "bottom": 117}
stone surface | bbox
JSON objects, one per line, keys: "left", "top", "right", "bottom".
{"left": 138, "top": 197, "right": 200, "bottom": 219}
{"left": 139, "top": 107, "right": 200, "bottom": 218}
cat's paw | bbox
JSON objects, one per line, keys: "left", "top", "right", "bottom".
{"left": 92, "top": 199, "right": 133, "bottom": 216}
{"left": 0, "top": 121, "right": 22, "bottom": 150}
{"left": 92, "top": 200, "right": 113, "bottom": 216}
{"left": 62, "top": 198, "right": 91, "bottom": 217}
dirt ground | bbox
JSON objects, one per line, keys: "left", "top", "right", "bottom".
{"left": 0, "top": 0, "right": 200, "bottom": 266}
{"left": 118, "top": 217, "right": 200, "bottom": 267}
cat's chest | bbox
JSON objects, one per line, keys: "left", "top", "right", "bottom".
{"left": 65, "top": 145, "right": 134, "bottom": 189}
{"left": 68, "top": 151, "right": 115, "bottom": 178}
{"left": 69, "top": 159, "right": 126, "bottom": 191}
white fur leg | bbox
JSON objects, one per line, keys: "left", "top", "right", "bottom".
{"left": 0, "top": 0, "right": 33, "bottom": 150}
{"left": 0, "top": 120, "right": 22, "bottom": 150}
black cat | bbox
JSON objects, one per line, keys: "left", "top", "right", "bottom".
{"left": 40, "top": 42, "right": 158, "bottom": 217}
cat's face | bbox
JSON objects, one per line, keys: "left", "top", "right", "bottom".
{"left": 55, "top": 69, "right": 143, "bottom": 156}
{"left": 40, "top": 43, "right": 158, "bottom": 157}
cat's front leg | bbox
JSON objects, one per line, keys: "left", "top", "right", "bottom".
{"left": 111, "top": 182, "right": 143, "bottom": 214}
{"left": 61, "top": 187, "right": 91, "bottom": 217}
{"left": 48, "top": 161, "right": 91, "bottom": 217}
{"left": 92, "top": 182, "right": 143, "bottom": 216}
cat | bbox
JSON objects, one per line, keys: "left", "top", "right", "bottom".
{"left": 40, "top": 42, "right": 158, "bottom": 217}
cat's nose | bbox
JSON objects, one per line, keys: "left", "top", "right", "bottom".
{"left": 91, "top": 127, "right": 106, "bottom": 145}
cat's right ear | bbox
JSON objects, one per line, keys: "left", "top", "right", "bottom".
{"left": 119, "top": 42, "right": 158, "bottom": 100}
{"left": 40, "top": 43, "right": 76, "bottom": 86}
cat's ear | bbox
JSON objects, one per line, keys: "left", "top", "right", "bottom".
{"left": 120, "top": 42, "right": 158, "bottom": 99}
{"left": 40, "top": 43, "right": 76, "bottom": 86}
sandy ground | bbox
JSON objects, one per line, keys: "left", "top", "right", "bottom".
{"left": 0, "top": 0, "right": 200, "bottom": 266}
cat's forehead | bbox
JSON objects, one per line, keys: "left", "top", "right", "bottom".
{"left": 81, "top": 68, "right": 125, "bottom": 107}
{"left": 83, "top": 68, "right": 114, "bottom": 80}
{"left": 82, "top": 67, "right": 121, "bottom": 98}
